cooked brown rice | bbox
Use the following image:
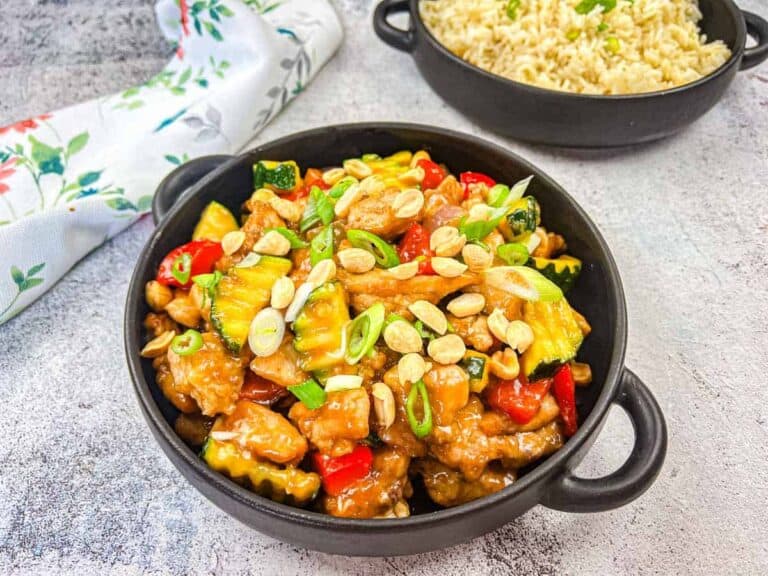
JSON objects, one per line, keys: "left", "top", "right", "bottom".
{"left": 419, "top": 0, "right": 732, "bottom": 94}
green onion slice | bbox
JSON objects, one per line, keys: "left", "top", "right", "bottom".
{"left": 497, "top": 242, "right": 530, "bottom": 266}
{"left": 288, "top": 378, "right": 327, "bottom": 410}
{"left": 488, "top": 176, "right": 533, "bottom": 209}
{"left": 192, "top": 270, "right": 223, "bottom": 306}
{"left": 406, "top": 379, "right": 433, "bottom": 439}
{"left": 328, "top": 176, "right": 357, "bottom": 199}
{"left": 506, "top": 0, "right": 520, "bottom": 19}
{"left": 345, "top": 303, "right": 386, "bottom": 365}
{"left": 483, "top": 265, "right": 563, "bottom": 302}
{"left": 346, "top": 229, "right": 400, "bottom": 268}
{"left": 235, "top": 252, "right": 262, "bottom": 268}
{"left": 458, "top": 205, "right": 509, "bottom": 243}
{"left": 266, "top": 227, "right": 308, "bottom": 249}
{"left": 248, "top": 307, "right": 285, "bottom": 357}
{"left": 171, "top": 253, "right": 192, "bottom": 285}
{"left": 171, "top": 329, "right": 203, "bottom": 356}
{"left": 300, "top": 186, "right": 334, "bottom": 233}
{"left": 310, "top": 225, "right": 334, "bottom": 266}
{"left": 384, "top": 313, "right": 408, "bottom": 329}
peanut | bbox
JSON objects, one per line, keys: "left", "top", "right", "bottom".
{"left": 408, "top": 300, "right": 448, "bottom": 335}
{"left": 427, "top": 334, "right": 466, "bottom": 365}
{"left": 337, "top": 248, "right": 376, "bottom": 274}
{"left": 387, "top": 261, "right": 419, "bottom": 280}
{"left": 398, "top": 166, "right": 425, "bottom": 186}
{"left": 430, "top": 226, "right": 466, "bottom": 257}
{"left": 270, "top": 276, "right": 295, "bottom": 309}
{"left": 430, "top": 257, "right": 467, "bottom": 278}
{"left": 334, "top": 182, "right": 362, "bottom": 218}
{"left": 140, "top": 330, "right": 176, "bottom": 358}
{"left": 446, "top": 293, "right": 486, "bottom": 318}
{"left": 383, "top": 321, "right": 423, "bottom": 354}
{"left": 322, "top": 167, "right": 346, "bottom": 186}
{"left": 392, "top": 188, "right": 424, "bottom": 219}
{"left": 489, "top": 348, "right": 520, "bottom": 380}
{"left": 487, "top": 308, "right": 510, "bottom": 342}
{"left": 253, "top": 230, "right": 291, "bottom": 256}
{"left": 221, "top": 230, "right": 245, "bottom": 255}
{"left": 306, "top": 258, "right": 337, "bottom": 285}
{"left": 145, "top": 280, "right": 173, "bottom": 312}
{"left": 372, "top": 382, "right": 396, "bottom": 429}
{"left": 461, "top": 244, "right": 493, "bottom": 272}
{"left": 398, "top": 353, "right": 427, "bottom": 385}
{"left": 343, "top": 158, "right": 372, "bottom": 179}
{"left": 505, "top": 320, "right": 534, "bottom": 354}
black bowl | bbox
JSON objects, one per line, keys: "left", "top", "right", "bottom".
{"left": 374, "top": 0, "right": 768, "bottom": 147}
{"left": 125, "top": 123, "right": 667, "bottom": 556}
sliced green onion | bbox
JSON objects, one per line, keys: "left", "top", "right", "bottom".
{"left": 597, "top": 22, "right": 609, "bottom": 32}
{"left": 406, "top": 379, "right": 433, "bottom": 439}
{"left": 384, "top": 313, "right": 408, "bottom": 329}
{"left": 171, "top": 253, "right": 192, "bottom": 285}
{"left": 192, "top": 270, "right": 223, "bottom": 306}
{"left": 566, "top": 28, "right": 581, "bottom": 41}
{"left": 497, "top": 242, "right": 530, "bottom": 266}
{"left": 171, "top": 329, "right": 203, "bottom": 356}
{"left": 285, "top": 281, "right": 317, "bottom": 323}
{"left": 413, "top": 320, "right": 436, "bottom": 341}
{"left": 300, "top": 186, "right": 334, "bottom": 233}
{"left": 361, "top": 153, "right": 381, "bottom": 162}
{"left": 248, "top": 307, "right": 285, "bottom": 357}
{"left": 488, "top": 176, "right": 533, "bottom": 209}
{"left": 236, "top": 252, "right": 262, "bottom": 268}
{"left": 347, "top": 229, "right": 400, "bottom": 268}
{"left": 459, "top": 205, "right": 509, "bottom": 243}
{"left": 506, "top": 0, "right": 520, "bottom": 19}
{"left": 345, "top": 303, "right": 386, "bottom": 364}
{"left": 605, "top": 36, "right": 620, "bottom": 54}
{"left": 310, "top": 225, "right": 334, "bottom": 266}
{"left": 266, "top": 227, "right": 308, "bottom": 249}
{"left": 328, "top": 176, "right": 357, "bottom": 199}
{"left": 288, "top": 378, "right": 327, "bottom": 409}
{"left": 575, "top": 0, "right": 617, "bottom": 15}
{"left": 324, "top": 374, "right": 363, "bottom": 393}
{"left": 483, "top": 266, "right": 563, "bottom": 302}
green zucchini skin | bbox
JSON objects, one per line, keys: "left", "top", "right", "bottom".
{"left": 292, "top": 281, "right": 350, "bottom": 372}
{"left": 521, "top": 299, "right": 584, "bottom": 380}
{"left": 253, "top": 160, "right": 300, "bottom": 191}
{"left": 527, "top": 255, "right": 582, "bottom": 293}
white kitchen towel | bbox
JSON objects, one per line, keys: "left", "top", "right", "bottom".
{"left": 0, "top": 0, "right": 342, "bottom": 325}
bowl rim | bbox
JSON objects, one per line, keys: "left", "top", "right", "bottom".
{"left": 411, "top": 0, "right": 746, "bottom": 101}
{"left": 125, "top": 122, "right": 628, "bottom": 531}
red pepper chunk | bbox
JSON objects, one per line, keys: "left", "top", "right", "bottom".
{"left": 397, "top": 222, "right": 435, "bottom": 275}
{"left": 239, "top": 372, "right": 289, "bottom": 407}
{"left": 553, "top": 364, "right": 578, "bottom": 437}
{"left": 416, "top": 158, "right": 446, "bottom": 190}
{"left": 460, "top": 171, "right": 496, "bottom": 200}
{"left": 485, "top": 375, "right": 551, "bottom": 425}
{"left": 284, "top": 167, "right": 328, "bottom": 201}
{"left": 156, "top": 240, "right": 223, "bottom": 288}
{"left": 312, "top": 445, "right": 374, "bottom": 496}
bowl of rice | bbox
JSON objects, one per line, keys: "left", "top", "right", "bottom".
{"left": 373, "top": 0, "right": 768, "bottom": 146}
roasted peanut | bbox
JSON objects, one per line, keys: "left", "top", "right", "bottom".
{"left": 140, "top": 330, "right": 176, "bottom": 358}
{"left": 334, "top": 183, "right": 362, "bottom": 218}
{"left": 398, "top": 353, "right": 428, "bottom": 385}
{"left": 253, "top": 230, "right": 291, "bottom": 256}
{"left": 408, "top": 300, "right": 448, "bottom": 335}
{"left": 505, "top": 320, "right": 534, "bottom": 353}
{"left": 489, "top": 348, "right": 520, "bottom": 380}
{"left": 306, "top": 259, "right": 337, "bottom": 285}
{"left": 372, "top": 382, "right": 396, "bottom": 429}
{"left": 398, "top": 166, "right": 425, "bottom": 186}
{"left": 343, "top": 158, "right": 373, "bottom": 179}
{"left": 387, "top": 261, "right": 419, "bottom": 280}
{"left": 337, "top": 248, "right": 376, "bottom": 274}
{"left": 487, "top": 308, "right": 510, "bottom": 342}
{"left": 270, "top": 197, "right": 302, "bottom": 222}
{"left": 430, "top": 226, "right": 466, "bottom": 257}
{"left": 430, "top": 257, "right": 467, "bottom": 278}
{"left": 571, "top": 362, "right": 593, "bottom": 386}
{"left": 427, "top": 334, "right": 466, "bottom": 365}
{"left": 383, "top": 321, "right": 423, "bottom": 354}
{"left": 467, "top": 203, "right": 491, "bottom": 223}
{"left": 446, "top": 293, "right": 486, "bottom": 318}
{"left": 409, "top": 150, "right": 431, "bottom": 169}
{"left": 145, "top": 280, "right": 173, "bottom": 312}
{"left": 359, "top": 175, "right": 386, "bottom": 196}
{"left": 322, "top": 167, "right": 346, "bottom": 186}
{"left": 270, "top": 276, "right": 295, "bottom": 309}
{"left": 461, "top": 243, "right": 493, "bottom": 272}
{"left": 221, "top": 230, "right": 246, "bottom": 255}
{"left": 393, "top": 188, "right": 424, "bottom": 219}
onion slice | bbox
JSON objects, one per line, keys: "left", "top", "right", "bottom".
{"left": 248, "top": 307, "right": 285, "bottom": 357}
{"left": 284, "top": 281, "right": 317, "bottom": 323}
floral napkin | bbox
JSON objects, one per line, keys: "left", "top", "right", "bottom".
{"left": 0, "top": 0, "right": 342, "bottom": 325}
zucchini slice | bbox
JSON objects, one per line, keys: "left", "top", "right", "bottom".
{"left": 253, "top": 160, "right": 302, "bottom": 193}
{"left": 461, "top": 350, "right": 490, "bottom": 393}
{"left": 211, "top": 255, "right": 292, "bottom": 352}
{"left": 520, "top": 298, "right": 584, "bottom": 380}
{"left": 292, "top": 281, "right": 350, "bottom": 372}
{"left": 202, "top": 438, "right": 320, "bottom": 506}
{"left": 498, "top": 196, "right": 540, "bottom": 241}
{"left": 192, "top": 201, "right": 239, "bottom": 242}
{"left": 527, "top": 255, "right": 582, "bottom": 293}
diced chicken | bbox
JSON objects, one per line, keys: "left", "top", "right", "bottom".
{"left": 214, "top": 400, "right": 307, "bottom": 466}
{"left": 322, "top": 447, "right": 411, "bottom": 518}
{"left": 249, "top": 334, "right": 308, "bottom": 388}
{"left": 380, "top": 366, "right": 427, "bottom": 458}
{"left": 289, "top": 247, "right": 313, "bottom": 287}
{"left": 218, "top": 201, "right": 285, "bottom": 270}
{"left": 152, "top": 355, "right": 197, "bottom": 413}
{"left": 416, "top": 459, "right": 516, "bottom": 507}
{"left": 143, "top": 312, "right": 179, "bottom": 338}
{"left": 447, "top": 313, "right": 495, "bottom": 352}
{"left": 289, "top": 388, "right": 370, "bottom": 456}
{"left": 167, "top": 332, "right": 245, "bottom": 416}
{"left": 346, "top": 190, "right": 419, "bottom": 240}
{"left": 423, "top": 364, "right": 470, "bottom": 427}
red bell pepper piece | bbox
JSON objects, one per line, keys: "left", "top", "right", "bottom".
{"left": 485, "top": 375, "right": 552, "bottom": 425}
{"left": 460, "top": 171, "right": 496, "bottom": 200}
{"left": 397, "top": 222, "right": 435, "bottom": 275}
{"left": 239, "top": 372, "right": 288, "bottom": 406}
{"left": 284, "top": 167, "right": 328, "bottom": 201}
{"left": 416, "top": 158, "right": 446, "bottom": 190}
{"left": 553, "top": 364, "right": 578, "bottom": 437}
{"left": 156, "top": 240, "right": 223, "bottom": 288}
{"left": 312, "top": 444, "right": 374, "bottom": 496}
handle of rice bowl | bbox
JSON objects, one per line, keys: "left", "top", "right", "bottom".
{"left": 373, "top": 0, "right": 416, "bottom": 53}
{"left": 740, "top": 10, "right": 768, "bottom": 70}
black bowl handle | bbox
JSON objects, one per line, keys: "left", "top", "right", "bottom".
{"left": 373, "top": 0, "right": 416, "bottom": 53}
{"left": 741, "top": 10, "right": 768, "bottom": 71}
{"left": 542, "top": 369, "right": 667, "bottom": 512}
{"left": 152, "top": 155, "right": 235, "bottom": 225}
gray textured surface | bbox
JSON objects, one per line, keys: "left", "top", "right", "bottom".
{"left": 1, "top": 0, "right": 767, "bottom": 574}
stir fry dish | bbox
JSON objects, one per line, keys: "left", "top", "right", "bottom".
{"left": 140, "top": 151, "right": 593, "bottom": 518}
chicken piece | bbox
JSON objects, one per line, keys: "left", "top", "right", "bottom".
{"left": 153, "top": 355, "right": 197, "bottom": 413}
{"left": 322, "top": 447, "right": 411, "bottom": 518}
{"left": 423, "top": 365, "right": 470, "bottom": 427}
{"left": 380, "top": 366, "right": 427, "bottom": 458}
{"left": 466, "top": 282, "right": 525, "bottom": 320}
{"left": 447, "top": 313, "right": 495, "bottom": 353}
{"left": 167, "top": 332, "right": 245, "bottom": 416}
{"left": 144, "top": 312, "right": 178, "bottom": 338}
{"left": 346, "top": 189, "right": 419, "bottom": 240}
{"left": 416, "top": 459, "right": 516, "bottom": 508}
{"left": 217, "top": 201, "right": 285, "bottom": 270}
{"left": 249, "top": 334, "right": 308, "bottom": 388}
{"left": 213, "top": 400, "right": 307, "bottom": 466}
{"left": 289, "top": 247, "right": 313, "bottom": 287}
{"left": 429, "top": 396, "right": 564, "bottom": 479}
{"left": 531, "top": 229, "right": 566, "bottom": 259}
{"left": 480, "top": 394, "right": 560, "bottom": 436}
{"left": 429, "top": 174, "right": 464, "bottom": 205}
{"left": 338, "top": 269, "right": 479, "bottom": 316}
{"left": 289, "top": 388, "right": 370, "bottom": 456}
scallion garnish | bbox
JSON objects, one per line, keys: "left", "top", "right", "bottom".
{"left": 192, "top": 270, "right": 223, "bottom": 306}
{"left": 345, "top": 303, "right": 386, "bottom": 365}
{"left": 328, "top": 176, "right": 357, "bottom": 199}
{"left": 300, "top": 186, "right": 335, "bottom": 232}
{"left": 288, "top": 378, "right": 327, "bottom": 409}
{"left": 406, "top": 379, "right": 433, "bottom": 438}
{"left": 171, "top": 253, "right": 192, "bottom": 285}
{"left": 346, "top": 229, "right": 400, "bottom": 268}
{"left": 171, "top": 329, "right": 203, "bottom": 356}
{"left": 266, "top": 227, "right": 308, "bottom": 249}
{"left": 310, "top": 225, "right": 334, "bottom": 266}
{"left": 458, "top": 205, "right": 509, "bottom": 243}
{"left": 575, "top": 0, "right": 617, "bottom": 15}
{"left": 506, "top": 0, "right": 520, "bottom": 20}
{"left": 497, "top": 242, "right": 530, "bottom": 266}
